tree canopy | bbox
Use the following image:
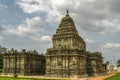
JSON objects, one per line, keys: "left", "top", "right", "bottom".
{"left": 117, "top": 59, "right": 120, "bottom": 67}
{"left": 0, "top": 46, "right": 7, "bottom": 54}
{"left": 0, "top": 45, "right": 7, "bottom": 69}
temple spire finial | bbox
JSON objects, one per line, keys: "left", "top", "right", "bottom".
{"left": 66, "top": 9, "right": 69, "bottom": 16}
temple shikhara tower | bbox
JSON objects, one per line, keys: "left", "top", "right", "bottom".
{"left": 45, "top": 10, "right": 106, "bottom": 78}
{"left": 52, "top": 10, "right": 86, "bottom": 51}
{"left": 45, "top": 10, "right": 87, "bottom": 77}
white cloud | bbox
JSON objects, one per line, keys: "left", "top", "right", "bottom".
{"left": 46, "top": 10, "right": 62, "bottom": 22}
{"left": 3, "top": 16, "right": 44, "bottom": 36}
{"left": 17, "top": 16, "right": 45, "bottom": 36}
{"left": 0, "top": 3, "right": 8, "bottom": 9}
{"left": 15, "top": 0, "right": 120, "bottom": 34}
{"left": 15, "top": 0, "right": 51, "bottom": 13}
{"left": 85, "top": 38, "right": 95, "bottom": 44}
{"left": 2, "top": 16, "right": 51, "bottom": 43}
{"left": 32, "top": 36, "right": 51, "bottom": 43}
{"left": 0, "top": 36, "right": 3, "bottom": 42}
{"left": 94, "top": 19, "right": 120, "bottom": 34}
{"left": 40, "top": 36, "right": 51, "bottom": 42}
{"left": 102, "top": 43, "right": 120, "bottom": 48}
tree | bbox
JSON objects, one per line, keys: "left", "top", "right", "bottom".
{"left": 0, "top": 46, "right": 7, "bottom": 54}
{"left": 0, "top": 46, "right": 7, "bottom": 69}
{"left": 117, "top": 59, "right": 120, "bottom": 67}
{"left": 106, "top": 61, "right": 109, "bottom": 65}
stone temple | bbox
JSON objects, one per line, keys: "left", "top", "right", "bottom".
{"left": 45, "top": 10, "right": 106, "bottom": 78}
{"left": 3, "top": 10, "right": 106, "bottom": 78}
{"left": 3, "top": 49, "right": 45, "bottom": 76}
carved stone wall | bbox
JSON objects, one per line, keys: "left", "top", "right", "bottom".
{"left": 46, "top": 48, "right": 87, "bottom": 78}
{"left": 3, "top": 49, "right": 45, "bottom": 76}
{"left": 86, "top": 51, "right": 105, "bottom": 76}
{"left": 45, "top": 10, "right": 105, "bottom": 78}
{"left": 45, "top": 11, "right": 88, "bottom": 77}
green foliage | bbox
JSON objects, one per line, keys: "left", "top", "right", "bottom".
{"left": 0, "top": 46, "right": 7, "bottom": 54}
{"left": 0, "top": 76, "right": 71, "bottom": 80}
{"left": 0, "top": 53, "right": 3, "bottom": 69}
{"left": 0, "top": 69, "right": 2, "bottom": 73}
{"left": 117, "top": 59, "right": 120, "bottom": 67}
{"left": 105, "top": 74, "right": 120, "bottom": 80}
{"left": 106, "top": 61, "right": 109, "bottom": 65}
{"left": 0, "top": 45, "right": 7, "bottom": 69}
{"left": 0, "top": 78, "right": 32, "bottom": 80}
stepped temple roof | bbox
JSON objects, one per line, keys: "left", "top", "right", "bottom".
{"left": 52, "top": 10, "right": 86, "bottom": 51}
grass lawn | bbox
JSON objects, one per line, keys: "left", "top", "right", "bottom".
{"left": 0, "top": 77, "right": 33, "bottom": 80}
{"left": 105, "top": 74, "right": 120, "bottom": 80}
{"left": 0, "top": 76, "right": 70, "bottom": 80}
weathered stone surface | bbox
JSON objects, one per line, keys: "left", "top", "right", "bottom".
{"left": 52, "top": 11, "right": 86, "bottom": 51}
{"left": 86, "top": 51, "right": 106, "bottom": 76}
{"left": 3, "top": 49, "right": 45, "bottom": 76}
{"left": 45, "top": 10, "right": 106, "bottom": 78}
{"left": 2, "top": 10, "right": 106, "bottom": 77}
{"left": 46, "top": 10, "right": 87, "bottom": 78}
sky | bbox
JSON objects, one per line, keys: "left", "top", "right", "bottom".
{"left": 0, "top": 0, "right": 120, "bottom": 65}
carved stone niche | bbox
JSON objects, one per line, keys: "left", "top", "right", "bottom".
{"left": 70, "top": 57, "right": 76, "bottom": 66}
{"left": 58, "top": 60, "right": 62, "bottom": 66}
{"left": 46, "top": 61, "right": 50, "bottom": 66}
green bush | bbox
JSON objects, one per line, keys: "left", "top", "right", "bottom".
{"left": 0, "top": 69, "right": 2, "bottom": 73}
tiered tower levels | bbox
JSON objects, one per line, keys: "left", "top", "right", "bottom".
{"left": 52, "top": 10, "right": 86, "bottom": 51}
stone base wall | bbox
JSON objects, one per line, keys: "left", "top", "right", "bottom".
{"left": 2, "top": 72, "right": 25, "bottom": 76}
